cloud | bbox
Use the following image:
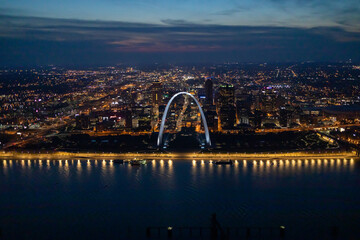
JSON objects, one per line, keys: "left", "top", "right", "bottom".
{"left": 0, "top": 14, "right": 359, "bottom": 65}
{"left": 160, "top": 19, "right": 198, "bottom": 26}
{"left": 265, "top": 0, "right": 360, "bottom": 30}
{"left": 213, "top": 5, "right": 250, "bottom": 16}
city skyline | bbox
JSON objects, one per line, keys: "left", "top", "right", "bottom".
{"left": 1, "top": 0, "right": 360, "bottom": 65}
{"left": 1, "top": 62, "right": 359, "bottom": 152}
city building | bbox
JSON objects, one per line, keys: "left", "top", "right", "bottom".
{"left": 151, "top": 81, "right": 162, "bottom": 106}
{"left": 217, "top": 84, "right": 236, "bottom": 130}
{"left": 205, "top": 78, "right": 213, "bottom": 105}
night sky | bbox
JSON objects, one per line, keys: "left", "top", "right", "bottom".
{"left": 1, "top": 0, "right": 360, "bottom": 65}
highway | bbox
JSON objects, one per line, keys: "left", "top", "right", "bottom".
{"left": 255, "top": 123, "right": 360, "bottom": 133}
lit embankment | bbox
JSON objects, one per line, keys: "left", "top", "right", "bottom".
{"left": 1, "top": 158, "right": 356, "bottom": 176}
{"left": 0, "top": 150, "right": 358, "bottom": 160}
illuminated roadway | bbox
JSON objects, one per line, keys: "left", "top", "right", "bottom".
{"left": 1, "top": 150, "right": 357, "bottom": 161}
{"left": 255, "top": 123, "right": 360, "bottom": 133}
{"left": 175, "top": 94, "right": 189, "bottom": 132}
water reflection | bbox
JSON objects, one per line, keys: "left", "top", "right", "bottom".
{"left": 242, "top": 160, "right": 247, "bottom": 174}
{"left": 63, "top": 160, "right": 70, "bottom": 179}
{"left": 0, "top": 157, "right": 356, "bottom": 190}
{"left": 87, "top": 160, "right": 91, "bottom": 173}
{"left": 77, "top": 160, "right": 82, "bottom": 174}
{"left": 350, "top": 158, "right": 355, "bottom": 170}
{"left": 1, "top": 157, "right": 357, "bottom": 178}
{"left": 237, "top": 158, "right": 356, "bottom": 177}
{"left": 2, "top": 160, "right": 7, "bottom": 175}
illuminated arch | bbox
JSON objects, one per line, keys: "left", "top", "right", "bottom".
{"left": 157, "top": 92, "right": 211, "bottom": 147}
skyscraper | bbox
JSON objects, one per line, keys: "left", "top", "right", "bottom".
{"left": 151, "top": 81, "right": 162, "bottom": 106}
{"left": 217, "top": 84, "right": 235, "bottom": 130}
{"left": 217, "top": 83, "right": 235, "bottom": 108}
{"left": 205, "top": 78, "right": 213, "bottom": 105}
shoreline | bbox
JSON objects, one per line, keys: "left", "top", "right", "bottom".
{"left": 0, "top": 150, "right": 357, "bottom": 160}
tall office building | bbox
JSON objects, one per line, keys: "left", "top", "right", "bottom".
{"left": 151, "top": 81, "right": 162, "bottom": 106}
{"left": 205, "top": 78, "right": 213, "bottom": 105}
{"left": 217, "top": 84, "right": 235, "bottom": 108}
{"left": 217, "top": 84, "right": 235, "bottom": 130}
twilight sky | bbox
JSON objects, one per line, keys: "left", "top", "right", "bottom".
{"left": 1, "top": 0, "right": 360, "bottom": 65}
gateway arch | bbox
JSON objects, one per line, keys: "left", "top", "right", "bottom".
{"left": 157, "top": 92, "right": 211, "bottom": 147}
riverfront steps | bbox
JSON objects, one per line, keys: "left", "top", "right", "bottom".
{"left": 0, "top": 151, "right": 357, "bottom": 161}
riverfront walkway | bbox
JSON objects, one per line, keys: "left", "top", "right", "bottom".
{"left": 0, "top": 150, "right": 357, "bottom": 161}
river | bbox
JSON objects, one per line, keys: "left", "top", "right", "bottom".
{"left": 1, "top": 158, "right": 359, "bottom": 239}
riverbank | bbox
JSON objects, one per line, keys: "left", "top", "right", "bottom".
{"left": 0, "top": 150, "right": 357, "bottom": 160}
